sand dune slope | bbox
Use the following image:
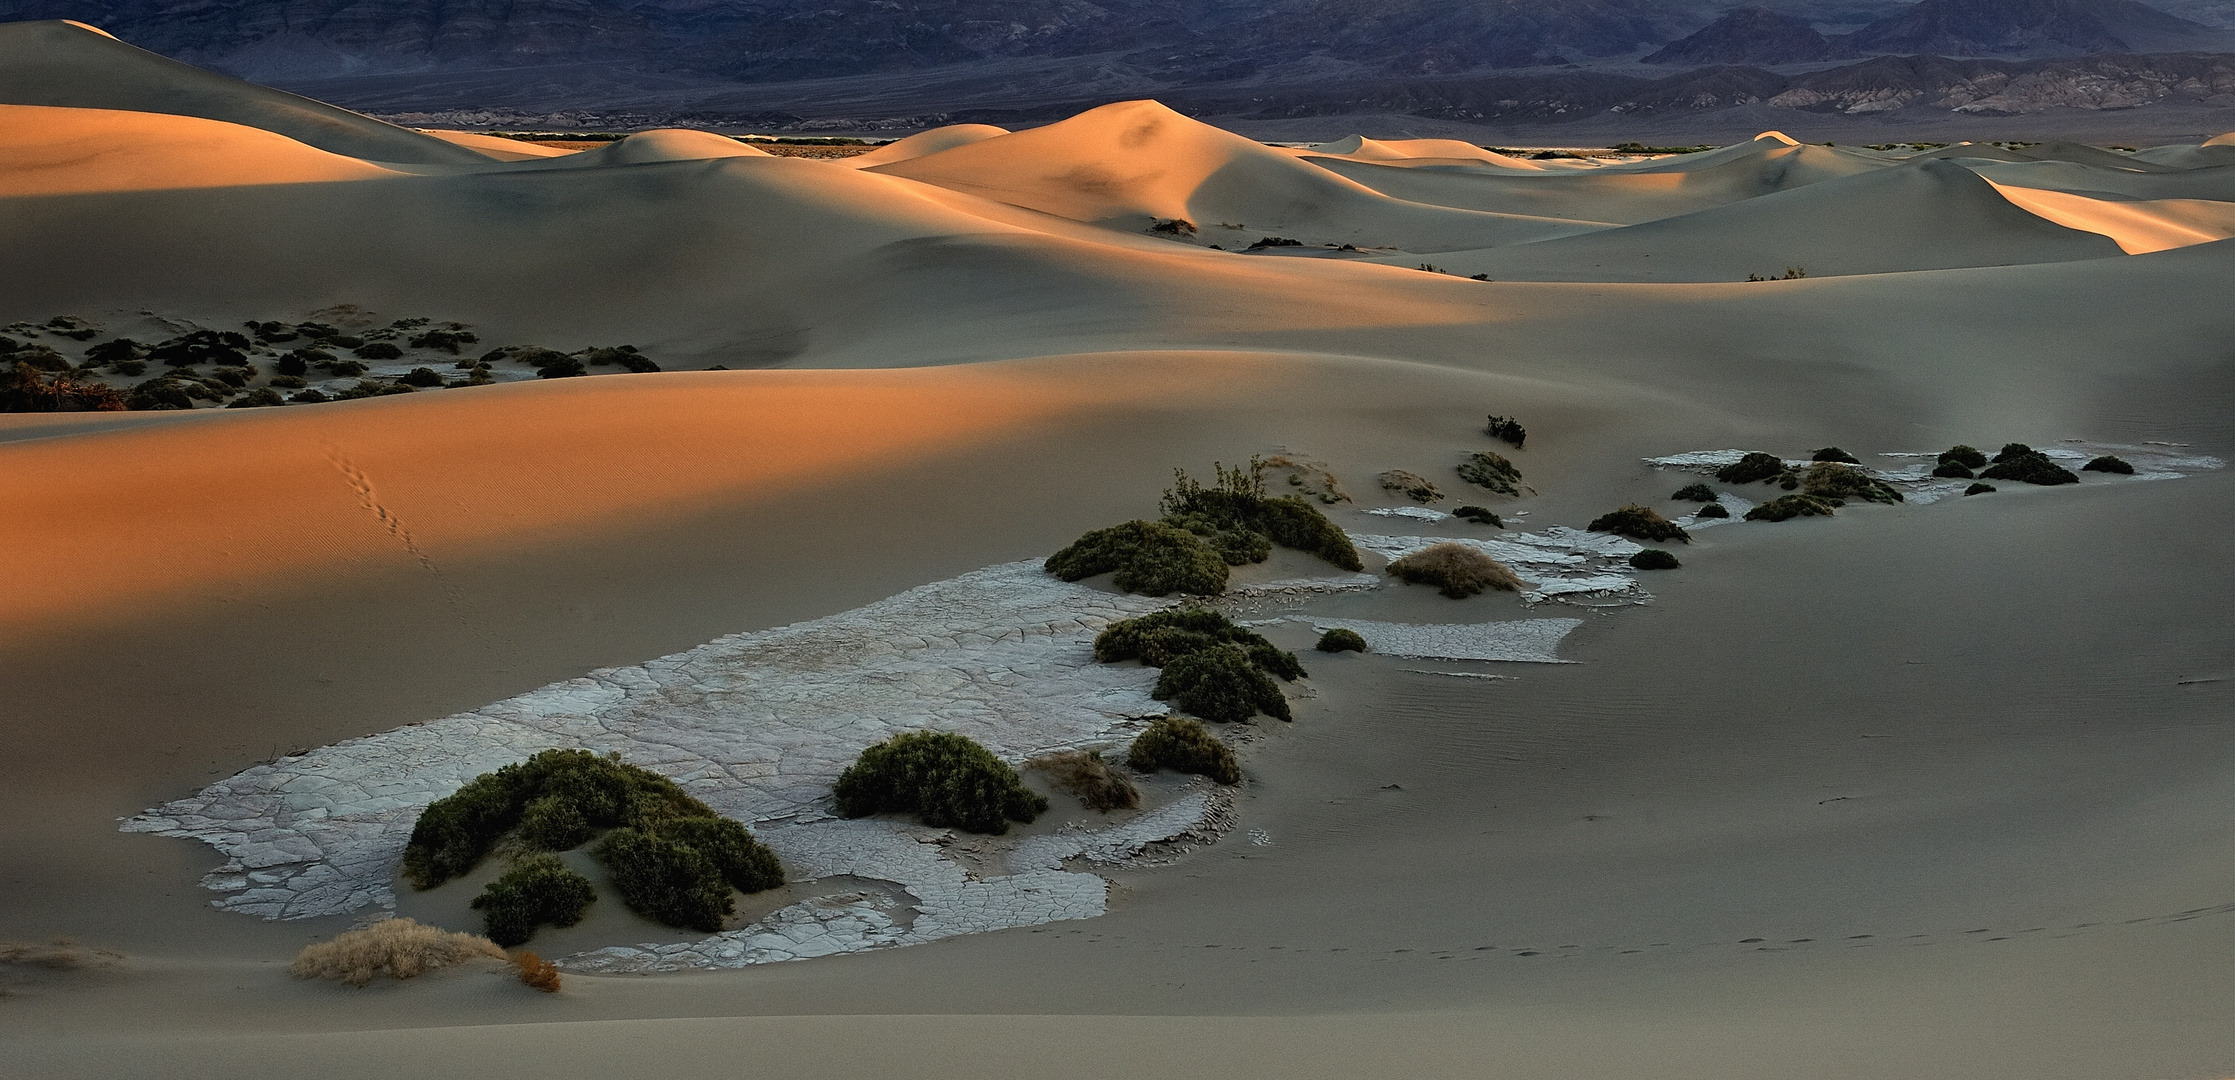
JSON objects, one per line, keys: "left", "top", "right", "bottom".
{"left": 0, "top": 20, "right": 486, "bottom": 166}
{"left": 1918, "top": 140, "right": 2181, "bottom": 173}
{"left": 424, "top": 130, "right": 580, "bottom": 160}
{"left": 0, "top": 104, "right": 402, "bottom": 196}
{"left": 1303, "top": 136, "right": 1544, "bottom": 169}
{"left": 1967, "top": 159, "right": 2235, "bottom": 202}
{"left": 1987, "top": 183, "right": 2235, "bottom": 253}
{"left": 844, "top": 124, "right": 1011, "bottom": 168}
{"left": 1388, "top": 158, "right": 2126, "bottom": 282}
{"left": 870, "top": 99, "right": 1609, "bottom": 252}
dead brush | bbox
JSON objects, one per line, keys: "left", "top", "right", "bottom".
{"left": 1029, "top": 750, "right": 1142, "bottom": 812}
{"left": 288, "top": 918, "right": 505, "bottom": 986}
{"left": 514, "top": 951, "right": 563, "bottom": 992}
{"left": 1, "top": 938, "right": 121, "bottom": 971}
{"left": 1386, "top": 542, "right": 1524, "bottom": 599}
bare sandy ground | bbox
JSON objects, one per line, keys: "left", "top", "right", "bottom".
{"left": 1, "top": 19, "right": 2231, "bottom": 1080}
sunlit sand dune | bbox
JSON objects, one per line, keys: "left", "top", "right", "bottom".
{"left": 424, "top": 130, "right": 581, "bottom": 160}
{"left": 0, "top": 104, "right": 402, "bottom": 195}
{"left": 1302, "top": 135, "right": 1546, "bottom": 168}
{"left": 844, "top": 123, "right": 1012, "bottom": 168}
{"left": 1987, "top": 182, "right": 2235, "bottom": 253}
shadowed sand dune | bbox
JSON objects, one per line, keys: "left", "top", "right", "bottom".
{"left": 424, "top": 130, "right": 580, "bottom": 160}
{"left": 2, "top": 28, "right": 2233, "bottom": 1080}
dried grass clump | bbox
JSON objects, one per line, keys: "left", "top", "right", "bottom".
{"left": 1587, "top": 505, "right": 1691, "bottom": 544}
{"left": 1377, "top": 469, "right": 1443, "bottom": 503}
{"left": 1030, "top": 750, "right": 1142, "bottom": 812}
{"left": 1127, "top": 717, "right": 1241, "bottom": 785}
{"left": 1801, "top": 462, "right": 1903, "bottom": 504}
{"left": 514, "top": 951, "right": 562, "bottom": 992}
{"left": 1456, "top": 451, "right": 1528, "bottom": 497}
{"left": 2, "top": 939, "right": 121, "bottom": 971}
{"left": 288, "top": 918, "right": 504, "bottom": 986}
{"left": 1387, "top": 542, "right": 1524, "bottom": 599}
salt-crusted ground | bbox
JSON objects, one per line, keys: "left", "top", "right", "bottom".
{"left": 1350, "top": 528, "right": 1646, "bottom": 602}
{"left": 1645, "top": 441, "right": 2225, "bottom": 506}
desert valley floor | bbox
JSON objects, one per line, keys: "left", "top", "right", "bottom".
{"left": 1, "top": 18, "right": 2232, "bottom": 1080}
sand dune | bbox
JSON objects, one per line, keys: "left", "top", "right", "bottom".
{"left": 844, "top": 124, "right": 1011, "bottom": 168}
{"left": 0, "top": 20, "right": 485, "bottom": 166}
{"left": 1987, "top": 182, "right": 2235, "bottom": 253}
{"left": 1302, "top": 135, "right": 1545, "bottom": 169}
{"left": 424, "top": 130, "right": 580, "bottom": 161}
{"left": 0, "top": 104, "right": 401, "bottom": 196}
{"left": 1917, "top": 139, "right": 2183, "bottom": 173}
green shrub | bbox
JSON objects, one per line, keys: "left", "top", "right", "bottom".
{"left": 322, "top": 359, "right": 367, "bottom": 378}
{"left": 1046, "top": 520, "right": 1229, "bottom": 596}
{"left": 1029, "top": 751, "right": 1141, "bottom": 812}
{"left": 402, "top": 749, "right": 726, "bottom": 889}
{"left": 400, "top": 367, "right": 445, "bottom": 387}
{"left": 1452, "top": 505, "right": 1503, "bottom": 527}
{"left": 271, "top": 375, "right": 308, "bottom": 389}
{"left": 1485, "top": 414, "right": 1526, "bottom": 448}
{"left": 1693, "top": 502, "right": 1729, "bottom": 518}
{"left": 1716, "top": 452, "right": 1789, "bottom": 485}
{"left": 2082, "top": 455, "right": 2134, "bottom": 474}
{"left": 1744, "top": 494, "right": 1841, "bottom": 521}
{"left": 355, "top": 342, "right": 404, "bottom": 360}
{"left": 328, "top": 335, "right": 365, "bottom": 350}
{"left": 1932, "top": 461, "right": 1974, "bottom": 479}
{"left": 1810, "top": 447, "right": 1859, "bottom": 463}
{"left": 1165, "top": 510, "right": 1273, "bottom": 565}
{"left": 1587, "top": 504, "right": 1690, "bottom": 543}
{"left": 1980, "top": 452, "right": 2078, "bottom": 486}
{"left": 832, "top": 731, "right": 1047, "bottom": 834}
{"left": 1801, "top": 462, "right": 1902, "bottom": 504}
{"left": 1095, "top": 608, "right": 1305, "bottom": 681}
{"left": 125, "top": 379, "right": 192, "bottom": 411}
{"left": 1387, "top": 542, "right": 1524, "bottom": 598}
{"left": 656, "top": 816, "right": 785, "bottom": 894}
{"left": 1990, "top": 443, "right": 2035, "bottom": 463}
{"left": 594, "top": 828, "right": 732, "bottom": 932}
{"left": 224, "top": 388, "right": 285, "bottom": 409}
{"left": 1250, "top": 495, "right": 1363, "bottom": 570}
{"left": 1155, "top": 643, "right": 1292, "bottom": 723}
{"left": 471, "top": 855, "right": 596, "bottom": 947}
{"left": 1315, "top": 628, "right": 1367, "bottom": 653}
{"left": 289, "top": 389, "right": 330, "bottom": 404}
{"left": 1964, "top": 482, "right": 1996, "bottom": 495}
{"left": 1670, "top": 482, "right": 1716, "bottom": 502}
{"left": 1159, "top": 460, "right": 1362, "bottom": 571}
{"left": 409, "top": 328, "right": 479, "bottom": 353}
{"left": 1630, "top": 548, "right": 1680, "bottom": 570}
{"left": 1127, "top": 717, "right": 1240, "bottom": 785}
{"left": 1377, "top": 469, "right": 1442, "bottom": 503}
{"left": 1938, "top": 445, "right": 1988, "bottom": 469}
{"left": 1456, "top": 451, "right": 1526, "bottom": 496}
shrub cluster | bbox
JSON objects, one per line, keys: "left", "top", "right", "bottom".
{"left": 1965, "top": 482, "right": 1996, "bottom": 495}
{"left": 2082, "top": 455, "right": 2134, "bottom": 474}
{"left": 1801, "top": 462, "right": 1902, "bottom": 504}
{"left": 1387, "top": 542, "right": 1525, "bottom": 598}
{"left": 1096, "top": 609, "right": 1303, "bottom": 722}
{"left": 1810, "top": 447, "right": 1859, "bottom": 463}
{"left": 1932, "top": 461, "right": 1974, "bottom": 479}
{"left": 1980, "top": 444, "right": 2079, "bottom": 485}
{"left": 1159, "top": 460, "right": 1362, "bottom": 571}
{"left": 471, "top": 854, "right": 596, "bottom": 946}
{"left": 1045, "top": 519, "right": 1230, "bottom": 596}
{"left": 1745, "top": 493, "right": 1842, "bottom": 521}
{"left": 1456, "top": 451, "right": 1527, "bottom": 496}
{"left": 1587, "top": 505, "right": 1690, "bottom": 543}
{"left": 514, "top": 951, "right": 562, "bottom": 992}
{"left": 1693, "top": 502, "right": 1729, "bottom": 519}
{"left": 832, "top": 731, "right": 1049, "bottom": 834}
{"left": 1452, "top": 505, "right": 1503, "bottom": 527}
{"left": 1630, "top": 548, "right": 1680, "bottom": 570}
{"left": 1148, "top": 218, "right": 1197, "bottom": 236}
{"left": 288, "top": 918, "right": 505, "bottom": 986}
{"left": 1157, "top": 644, "right": 1293, "bottom": 723}
{"left": 1485, "top": 414, "right": 1526, "bottom": 448}
{"left": 594, "top": 828, "right": 736, "bottom": 932}
{"left": 1047, "top": 461, "right": 1362, "bottom": 596}
{"left": 1127, "top": 716, "right": 1241, "bottom": 785}
{"left": 1670, "top": 482, "right": 1717, "bottom": 502}
{"left": 1315, "top": 628, "right": 1367, "bottom": 653}
{"left": 1715, "top": 452, "right": 1790, "bottom": 486}
{"left": 1938, "top": 445, "right": 1988, "bottom": 469}
{"left": 1377, "top": 469, "right": 1442, "bottom": 503}
{"left": 1029, "top": 750, "right": 1141, "bottom": 812}
{"left": 1248, "top": 236, "right": 1303, "bottom": 248}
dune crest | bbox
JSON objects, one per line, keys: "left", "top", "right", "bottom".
{"left": 0, "top": 104, "right": 401, "bottom": 196}
{"left": 1987, "top": 181, "right": 2235, "bottom": 254}
{"left": 845, "top": 124, "right": 1010, "bottom": 168}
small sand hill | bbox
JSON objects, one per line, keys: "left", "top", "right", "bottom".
{"left": 0, "top": 20, "right": 485, "bottom": 166}
{"left": 2129, "top": 141, "right": 2235, "bottom": 169}
{"left": 1303, "top": 141, "right": 1889, "bottom": 227}
{"left": 1303, "top": 136, "right": 1544, "bottom": 169}
{"left": 1395, "top": 158, "right": 2124, "bottom": 282}
{"left": 845, "top": 125, "right": 1011, "bottom": 168}
{"left": 869, "top": 99, "right": 1609, "bottom": 252}
{"left": 554, "top": 130, "right": 775, "bottom": 166}
{"left": 0, "top": 104, "right": 403, "bottom": 196}
{"left": 423, "top": 131, "right": 580, "bottom": 161}
{"left": 1967, "top": 159, "right": 2235, "bottom": 202}
{"left": 1918, "top": 140, "right": 2181, "bottom": 174}
{"left": 1985, "top": 182, "right": 2235, "bottom": 253}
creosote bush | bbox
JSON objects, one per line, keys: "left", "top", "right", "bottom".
{"left": 1801, "top": 462, "right": 1902, "bottom": 504}
{"left": 1587, "top": 505, "right": 1690, "bottom": 543}
{"left": 1378, "top": 469, "right": 1443, "bottom": 503}
{"left": 288, "top": 918, "right": 504, "bottom": 986}
{"left": 1095, "top": 608, "right": 1304, "bottom": 681}
{"left": 1029, "top": 750, "right": 1141, "bottom": 812}
{"left": 1485, "top": 414, "right": 1526, "bottom": 448}
{"left": 1156, "top": 643, "right": 1293, "bottom": 723}
{"left": 1981, "top": 451, "right": 2079, "bottom": 486}
{"left": 471, "top": 855, "right": 596, "bottom": 947}
{"left": 1745, "top": 494, "right": 1842, "bottom": 521}
{"left": 1965, "top": 482, "right": 1996, "bottom": 495}
{"left": 1939, "top": 445, "right": 1989, "bottom": 469}
{"left": 1159, "top": 459, "right": 1362, "bottom": 571}
{"left": 1932, "top": 461, "right": 1974, "bottom": 479}
{"left": 1387, "top": 542, "right": 1525, "bottom": 599}
{"left": 594, "top": 829, "right": 734, "bottom": 931}
{"left": 2083, "top": 455, "right": 2134, "bottom": 474}
{"left": 1047, "top": 460, "right": 1361, "bottom": 596}
{"left": 1127, "top": 716, "right": 1241, "bottom": 785}
{"left": 833, "top": 731, "right": 1049, "bottom": 835}
{"left": 1630, "top": 548, "right": 1681, "bottom": 570}
{"left": 1716, "top": 451, "right": 1790, "bottom": 486}
{"left": 1315, "top": 628, "right": 1367, "bottom": 653}
{"left": 1810, "top": 447, "right": 1859, "bottom": 463}
{"left": 1671, "top": 482, "right": 1717, "bottom": 502}
{"left": 1045, "top": 519, "right": 1229, "bottom": 596}
{"left": 1453, "top": 505, "right": 1503, "bottom": 527}
{"left": 1456, "top": 451, "right": 1528, "bottom": 496}
{"left": 1693, "top": 502, "right": 1729, "bottom": 519}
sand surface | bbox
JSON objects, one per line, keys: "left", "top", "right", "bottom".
{"left": 2, "top": 20, "right": 2232, "bottom": 1079}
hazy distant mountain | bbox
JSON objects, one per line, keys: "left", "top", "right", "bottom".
{"left": 1848, "top": 0, "right": 2227, "bottom": 55}
{"left": 1643, "top": 6, "right": 1856, "bottom": 63}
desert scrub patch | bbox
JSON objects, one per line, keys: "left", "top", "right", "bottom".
{"left": 1810, "top": 446, "right": 1859, "bottom": 463}
{"left": 1965, "top": 482, "right": 1996, "bottom": 495}
{"left": 1932, "top": 460, "right": 1975, "bottom": 479}
{"left": 1160, "top": 459, "right": 1363, "bottom": 571}
{"left": 514, "top": 951, "right": 562, "bottom": 992}
{"left": 1378, "top": 469, "right": 1443, "bottom": 503}
{"left": 2083, "top": 455, "right": 2134, "bottom": 474}
{"left": 1715, "top": 451, "right": 1790, "bottom": 486}
{"left": 1693, "top": 502, "right": 1729, "bottom": 518}
{"left": 1315, "top": 628, "right": 1367, "bottom": 653}
{"left": 1744, "top": 494, "right": 1842, "bottom": 521}
{"left": 471, "top": 854, "right": 595, "bottom": 946}
{"left": 354, "top": 342, "right": 404, "bottom": 360}
{"left": 1045, "top": 519, "right": 1229, "bottom": 596}
{"left": 224, "top": 387, "right": 285, "bottom": 409}
{"left": 1029, "top": 750, "right": 1142, "bottom": 812}
{"left": 1629, "top": 548, "right": 1680, "bottom": 570}
{"left": 1981, "top": 450, "right": 2079, "bottom": 486}
{"left": 1094, "top": 608, "right": 1305, "bottom": 681}
{"left": 1670, "top": 482, "right": 1717, "bottom": 502}
{"left": 1453, "top": 505, "right": 1503, "bottom": 527}
{"left": 1260, "top": 454, "right": 1349, "bottom": 503}
{"left": 1801, "top": 462, "right": 1902, "bottom": 504}
{"left": 1485, "top": 413, "right": 1526, "bottom": 448}
{"left": 1587, "top": 505, "right": 1690, "bottom": 543}
{"left": 1939, "top": 445, "right": 1989, "bottom": 469}
{"left": 1387, "top": 542, "right": 1525, "bottom": 599}
{"left": 288, "top": 918, "right": 504, "bottom": 986}
{"left": 1156, "top": 643, "right": 1293, "bottom": 723}
{"left": 594, "top": 828, "right": 735, "bottom": 932}
{"left": 1127, "top": 716, "right": 1241, "bottom": 785}
{"left": 1456, "top": 451, "right": 1528, "bottom": 496}
{"left": 833, "top": 731, "right": 1049, "bottom": 834}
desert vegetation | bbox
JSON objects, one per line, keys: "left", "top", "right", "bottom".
{"left": 1630, "top": 548, "right": 1681, "bottom": 570}
{"left": 2083, "top": 455, "right": 2134, "bottom": 474}
{"left": 1126, "top": 716, "right": 1241, "bottom": 785}
{"left": 1456, "top": 451, "right": 1528, "bottom": 496}
{"left": 402, "top": 749, "right": 782, "bottom": 937}
{"left": 1801, "top": 462, "right": 1903, "bottom": 504}
{"left": 1693, "top": 502, "right": 1729, "bottom": 518}
{"left": 1029, "top": 750, "right": 1141, "bottom": 812}
{"left": 1484, "top": 414, "right": 1526, "bottom": 448}
{"left": 1745, "top": 493, "right": 1842, "bottom": 521}
{"left": 1047, "top": 460, "right": 1362, "bottom": 596}
{"left": 1378, "top": 469, "right": 1443, "bottom": 503}
{"left": 1810, "top": 447, "right": 1859, "bottom": 463}
{"left": 1046, "top": 519, "right": 1231, "bottom": 596}
{"left": 288, "top": 918, "right": 505, "bottom": 986}
{"left": 1452, "top": 505, "right": 1503, "bottom": 527}
{"left": 1965, "top": 482, "right": 1996, "bottom": 495}
{"left": 1387, "top": 542, "right": 1525, "bottom": 598}
{"left": 833, "top": 731, "right": 1049, "bottom": 834}
{"left": 1587, "top": 505, "right": 1690, "bottom": 543}
{"left": 1095, "top": 608, "right": 1303, "bottom": 723}
{"left": 1939, "top": 445, "right": 1989, "bottom": 469}
{"left": 1716, "top": 451, "right": 1793, "bottom": 486}
{"left": 471, "top": 854, "right": 596, "bottom": 947}
{"left": 1981, "top": 444, "right": 2080, "bottom": 485}
{"left": 1671, "top": 482, "right": 1716, "bottom": 501}
{"left": 514, "top": 951, "right": 562, "bottom": 992}
{"left": 1315, "top": 628, "right": 1367, "bottom": 653}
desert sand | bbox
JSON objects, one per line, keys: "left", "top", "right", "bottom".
{"left": 1, "top": 18, "right": 2231, "bottom": 1080}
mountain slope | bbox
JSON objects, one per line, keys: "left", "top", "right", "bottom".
{"left": 1644, "top": 6, "right": 1857, "bottom": 65}
{"left": 1849, "top": 0, "right": 2227, "bottom": 55}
